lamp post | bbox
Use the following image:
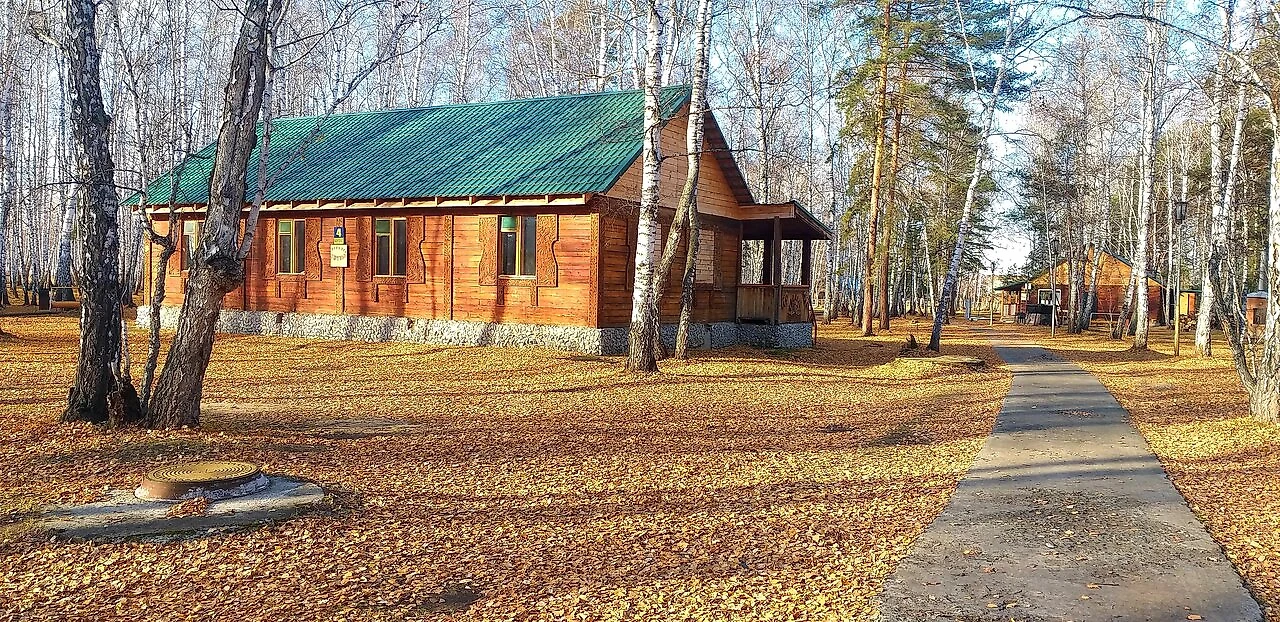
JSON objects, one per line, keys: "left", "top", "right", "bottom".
{"left": 1172, "top": 199, "right": 1188, "bottom": 356}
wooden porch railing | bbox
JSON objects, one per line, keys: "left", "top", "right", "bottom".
{"left": 737, "top": 285, "right": 814, "bottom": 324}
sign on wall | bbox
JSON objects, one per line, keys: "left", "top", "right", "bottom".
{"left": 330, "top": 243, "right": 349, "bottom": 268}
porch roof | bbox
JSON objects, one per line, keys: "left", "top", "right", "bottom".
{"left": 740, "top": 201, "right": 832, "bottom": 241}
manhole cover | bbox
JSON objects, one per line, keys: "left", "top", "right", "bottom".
{"left": 136, "top": 461, "right": 269, "bottom": 501}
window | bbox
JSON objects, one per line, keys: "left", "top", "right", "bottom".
{"left": 375, "top": 217, "right": 408, "bottom": 276}
{"left": 1037, "top": 288, "right": 1061, "bottom": 306}
{"left": 499, "top": 215, "right": 537, "bottom": 276}
{"left": 181, "top": 220, "right": 200, "bottom": 270}
{"left": 1253, "top": 306, "right": 1267, "bottom": 326}
{"left": 276, "top": 219, "right": 306, "bottom": 274}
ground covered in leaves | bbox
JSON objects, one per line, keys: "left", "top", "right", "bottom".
{"left": 0, "top": 316, "right": 1008, "bottom": 621}
{"left": 1033, "top": 325, "right": 1280, "bottom": 620}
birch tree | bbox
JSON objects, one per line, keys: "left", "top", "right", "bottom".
{"left": 673, "top": 0, "right": 711, "bottom": 359}
{"left": 57, "top": 0, "right": 140, "bottom": 424}
{"left": 1131, "top": 0, "right": 1168, "bottom": 350}
{"left": 927, "top": 0, "right": 1019, "bottom": 352}
{"left": 624, "top": 0, "right": 665, "bottom": 373}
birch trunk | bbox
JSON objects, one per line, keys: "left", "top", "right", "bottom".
{"left": 1196, "top": 3, "right": 1234, "bottom": 356}
{"left": 61, "top": 0, "right": 140, "bottom": 425}
{"left": 674, "top": 0, "right": 711, "bottom": 359}
{"left": 1132, "top": 0, "right": 1166, "bottom": 350}
{"left": 624, "top": 0, "right": 665, "bottom": 374}
{"left": 148, "top": 0, "right": 280, "bottom": 427}
{"left": 927, "top": 0, "right": 1015, "bottom": 352}
{"left": 0, "top": 94, "right": 11, "bottom": 307}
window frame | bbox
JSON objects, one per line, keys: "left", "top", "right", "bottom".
{"left": 1037, "top": 288, "right": 1061, "bottom": 306}
{"left": 180, "top": 220, "right": 200, "bottom": 271}
{"left": 498, "top": 215, "right": 537, "bottom": 278}
{"left": 276, "top": 219, "right": 307, "bottom": 275}
{"left": 374, "top": 217, "right": 408, "bottom": 277}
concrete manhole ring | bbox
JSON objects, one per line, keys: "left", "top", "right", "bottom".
{"left": 136, "top": 461, "right": 270, "bottom": 501}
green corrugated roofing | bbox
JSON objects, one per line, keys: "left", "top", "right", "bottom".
{"left": 134, "top": 86, "right": 692, "bottom": 206}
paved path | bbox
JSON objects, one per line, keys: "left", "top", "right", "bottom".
{"left": 878, "top": 336, "right": 1262, "bottom": 622}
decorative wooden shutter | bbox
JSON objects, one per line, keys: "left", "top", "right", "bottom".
{"left": 263, "top": 218, "right": 278, "bottom": 280}
{"left": 624, "top": 216, "right": 637, "bottom": 290}
{"left": 167, "top": 220, "right": 182, "bottom": 273}
{"left": 305, "top": 218, "right": 323, "bottom": 281}
{"left": 406, "top": 216, "right": 427, "bottom": 284}
{"left": 535, "top": 214, "right": 558, "bottom": 287}
{"left": 712, "top": 229, "right": 724, "bottom": 290}
{"left": 477, "top": 216, "right": 499, "bottom": 286}
{"left": 354, "top": 216, "right": 373, "bottom": 282}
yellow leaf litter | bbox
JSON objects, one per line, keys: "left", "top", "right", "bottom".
{"left": 0, "top": 315, "right": 1008, "bottom": 621}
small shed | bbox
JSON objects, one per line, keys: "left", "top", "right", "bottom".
{"left": 1247, "top": 291, "right": 1269, "bottom": 333}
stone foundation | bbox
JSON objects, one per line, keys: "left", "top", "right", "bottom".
{"left": 138, "top": 307, "right": 814, "bottom": 355}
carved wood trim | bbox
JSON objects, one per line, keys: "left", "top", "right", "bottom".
{"left": 167, "top": 221, "right": 183, "bottom": 274}
{"left": 588, "top": 213, "right": 599, "bottom": 327}
{"left": 535, "top": 214, "right": 558, "bottom": 287}
{"left": 305, "top": 218, "right": 322, "bottom": 282}
{"left": 354, "top": 216, "right": 372, "bottom": 282}
{"left": 625, "top": 215, "right": 637, "bottom": 291}
{"left": 713, "top": 227, "right": 725, "bottom": 291}
{"left": 263, "top": 218, "right": 278, "bottom": 281}
{"left": 406, "top": 215, "right": 427, "bottom": 284}
{"left": 478, "top": 215, "right": 499, "bottom": 286}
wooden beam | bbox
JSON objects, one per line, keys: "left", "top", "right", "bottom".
{"left": 772, "top": 216, "right": 782, "bottom": 325}
{"left": 147, "top": 193, "right": 590, "bottom": 215}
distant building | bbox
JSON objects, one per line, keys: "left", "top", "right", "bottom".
{"left": 135, "top": 87, "right": 830, "bottom": 354}
{"left": 995, "top": 250, "right": 1164, "bottom": 324}
{"left": 1247, "top": 291, "right": 1270, "bottom": 333}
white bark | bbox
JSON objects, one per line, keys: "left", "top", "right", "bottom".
{"left": 624, "top": 0, "right": 665, "bottom": 373}
{"left": 1132, "top": 0, "right": 1167, "bottom": 350}
{"left": 928, "top": 0, "right": 1016, "bottom": 352}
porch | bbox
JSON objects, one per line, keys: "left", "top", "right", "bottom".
{"left": 737, "top": 201, "right": 831, "bottom": 325}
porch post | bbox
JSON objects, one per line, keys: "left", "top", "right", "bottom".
{"left": 772, "top": 216, "right": 782, "bottom": 325}
{"left": 801, "top": 238, "right": 812, "bottom": 285}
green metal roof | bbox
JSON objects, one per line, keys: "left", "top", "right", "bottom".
{"left": 134, "top": 86, "right": 692, "bottom": 206}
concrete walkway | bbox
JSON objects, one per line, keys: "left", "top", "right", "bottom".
{"left": 878, "top": 336, "right": 1262, "bottom": 621}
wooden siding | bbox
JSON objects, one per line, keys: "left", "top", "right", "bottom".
{"left": 1003, "top": 283, "right": 1162, "bottom": 318}
{"left": 595, "top": 196, "right": 740, "bottom": 328}
{"left": 1030, "top": 252, "right": 1161, "bottom": 289}
{"left": 604, "top": 110, "right": 744, "bottom": 221}
{"left": 147, "top": 209, "right": 599, "bottom": 328}
{"left": 737, "top": 285, "right": 813, "bottom": 323}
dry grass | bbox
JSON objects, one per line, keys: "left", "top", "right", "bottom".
{"left": 0, "top": 315, "right": 1008, "bottom": 621}
{"left": 1026, "top": 324, "right": 1280, "bottom": 620}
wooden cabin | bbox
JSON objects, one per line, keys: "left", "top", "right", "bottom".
{"left": 1247, "top": 291, "right": 1270, "bottom": 333}
{"left": 1176, "top": 290, "right": 1200, "bottom": 322}
{"left": 136, "top": 87, "right": 830, "bottom": 355}
{"left": 995, "top": 250, "right": 1163, "bottom": 324}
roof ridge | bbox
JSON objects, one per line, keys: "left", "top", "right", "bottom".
{"left": 270, "top": 85, "right": 693, "bottom": 124}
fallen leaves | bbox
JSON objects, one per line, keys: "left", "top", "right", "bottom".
{"left": 166, "top": 497, "right": 209, "bottom": 518}
{"left": 0, "top": 317, "right": 1010, "bottom": 621}
{"left": 1041, "top": 326, "right": 1280, "bottom": 621}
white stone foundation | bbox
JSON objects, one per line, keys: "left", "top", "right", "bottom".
{"left": 138, "top": 306, "right": 814, "bottom": 355}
